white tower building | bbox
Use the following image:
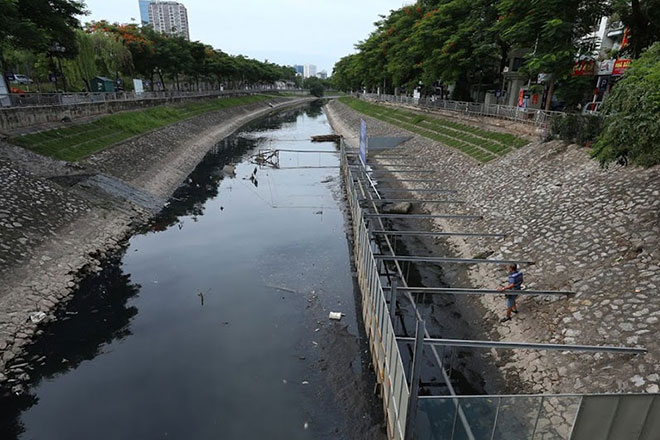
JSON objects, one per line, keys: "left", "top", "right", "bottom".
{"left": 148, "top": 1, "right": 190, "bottom": 40}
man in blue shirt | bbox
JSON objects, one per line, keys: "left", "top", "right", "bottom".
{"left": 497, "top": 264, "right": 523, "bottom": 322}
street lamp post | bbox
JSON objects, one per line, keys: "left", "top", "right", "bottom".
{"left": 50, "top": 42, "right": 67, "bottom": 92}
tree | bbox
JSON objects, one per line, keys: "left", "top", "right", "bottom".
{"left": 612, "top": 0, "right": 660, "bottom": 59}
{"left": 410, "top": 0, "right": 504, "bottom": 100}
{"left": 495, "top": 0, "right": 609, "bottom": 110}
{"left": 333, "top": 54, "right": 364, "bottom": 92}
{"left": 303, "top": 76, "right": 325, "bottom": 97}
{"left": 61, "top": 29, "right": 132, "bottom": 91}
{"left": 0, "top": 0, "right": 86, "bottom": 68}
{"left": 592, "top": 43, "right": 660, "bottom": 166}
{"left": 331, "top": 0, "right": 507, "bottom": 99}
{"left": 89, "top": 22, "right": 158, "bottom": 88}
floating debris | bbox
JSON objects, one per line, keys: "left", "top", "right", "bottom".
{"left": 29, "top": 312, "right": 47, "bottom": 324}
{"left": 329, "top": 312, "right": 342, "bottom": 321}
{"left": 311, "top": 134, "right": 340, "bottom": 142}
{"left": 222, "top": 164, "right": 236, "bottom": 176}
{"left": 250, "top": 150, "right": 279, "bottom": 168}
{"left": 267, "top": 284, "right": 298, "bottom": 294}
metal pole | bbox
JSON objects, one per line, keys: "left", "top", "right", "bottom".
{"left": 489, "top": 397, "right": 502, "bottom": 440}
{"left": 365, "top": 214, "right": 482, "bottom": 220}
{"left": 396, "top": 337, "right": 647, "bottom": 354}
{"left": 389, "top": 279, "right": 398, "bottom": 332}
{"left": 405, "top": 319, "right": 425, "bottom": 440}
{"left": 375, "top": 255, "right": 535, "bottom": 265}
{"left": 531, "top": 396, "right": 545, "bottom": 438}
{"left": 396, "top": 287, "right": 574, "bottom": 297}
{"left": 371, "top": 230, "right": 506, "bottom": 238}
{"left": 358, "top": 199, "right": 465, "bottom": 205}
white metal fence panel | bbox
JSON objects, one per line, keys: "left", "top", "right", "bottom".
{"left": 341, "top": 141, "right": 410, "bottom": 440}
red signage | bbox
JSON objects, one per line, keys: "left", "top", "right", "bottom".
{"left": 612, "top": 59, "right": 631, "bottom": 76}
{"left": 571, "top": 60, "right": 595, "bottom": 76}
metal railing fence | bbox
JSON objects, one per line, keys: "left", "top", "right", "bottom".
{"left": 361, "top": 93, "right": 564, "bottom": 128}
{"left": 340, "top": 140, "right": 410, "bottom": 440}
{"left": 0, "top": 88, "right": 308, "bottom": 108}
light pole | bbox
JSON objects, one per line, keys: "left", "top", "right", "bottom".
{"left": 50, "top": 42, "right": 67, "bottom": 92}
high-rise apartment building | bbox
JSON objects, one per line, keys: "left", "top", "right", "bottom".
{"left": 138, "top": 0, "right": 151, "bottom": 25}
{"left": 303, "top": 64, "right": 317, "bottom": 79}
{"left": 148, "top": 1, "right": 190, "bottom": 40}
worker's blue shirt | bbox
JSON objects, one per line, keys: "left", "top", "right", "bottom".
{"left": 508, "top": 271, "right": 523, "bottom": 290}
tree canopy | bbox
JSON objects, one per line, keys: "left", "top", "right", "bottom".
{"left": 85, "top": 21, "right": 296, "bottom": 91}
{"left": 2, "top": 12, "right": 298, "bottom": 92}
{"left": 333, "top": 0, "right": 659, "bottom": 107}
{"left": 0, "top": 0, "right": 86, "bottom": 61}
{"left": 592, "top": 42, "right": 660, "bottom": 166}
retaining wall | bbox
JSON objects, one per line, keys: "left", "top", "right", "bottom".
{"left": 0, "top": 91, "right": 286, "bottom": 132}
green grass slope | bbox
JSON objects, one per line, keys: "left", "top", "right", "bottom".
{"left": 338, "top": 97, "right": 529, "bottom": 163}
{"left": 12, "top": 95, "right": 269, "bottom": 162}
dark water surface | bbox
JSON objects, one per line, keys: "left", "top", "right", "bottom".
{"left": 1, "top": 102, "right": 382, "bottom": 440}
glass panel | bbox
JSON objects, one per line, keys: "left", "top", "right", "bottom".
{"left": 416, "top": 398, "right": 458, "bottom": 440}
{"left": 493, "top": 396, "right": 543, "bottom": 440}
{"left": 533, "top": 396, "right": 581, "bottom": 440}
{"left": 453, "top": 397, "right": 499, "bottom": 440}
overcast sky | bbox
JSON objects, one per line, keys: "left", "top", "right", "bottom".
{"left": 80, "top": 0, "right": 412, "bottom": 74}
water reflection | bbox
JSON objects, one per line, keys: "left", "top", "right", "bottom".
{"left": 0, "top": 100, "right": 374, "bottom": 440}
{"left": 0, "top": 255, "right": 139, "bottom": 438}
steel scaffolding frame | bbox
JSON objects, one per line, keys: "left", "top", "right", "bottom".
{"left": 339, "top": 136, "right": 648, "bottom": 440}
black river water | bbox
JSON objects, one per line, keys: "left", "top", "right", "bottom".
{"left": 0, "top": 102, "right": 385, "bottom": 440}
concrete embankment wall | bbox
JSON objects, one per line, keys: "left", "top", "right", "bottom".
{"left": 0, "top": 91, "right": 298, "bottom": 133}
{"left": 326, "top": 99, "right": 660, "bottom": 395}
{"left": 0, "top": 96, "right": 314, "bottom": 385}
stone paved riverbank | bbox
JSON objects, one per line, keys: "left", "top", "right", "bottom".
{"left": 0, "top": 96, "right": 314, "bottom": 387}
{"left": 326, "top": 99, "right": 660, "bottom": 395}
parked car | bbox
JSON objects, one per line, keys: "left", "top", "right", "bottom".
{"left": 12, "top": 74, "right": 33, "bottom": 84}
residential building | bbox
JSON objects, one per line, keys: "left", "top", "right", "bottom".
{"left": 500, "top": 48, "right": 531, "bottom": 107}
{"left": 293, "top": 65, "right": 304, "bottom": 76}
{"left": 138, "top": 0, "right": 151, "bottom": 25}
{"left": 585, "top": 16, "right": 626, "bottom": 59}
{"left": 303, "top": 64, "right": 317, "bottom": 79}
{"left": 495, "top": 15, "right": 629, "bottom": 109}
{"left": 317, "top": 70, "right": 328, "bottom": 80}
{"left": 148, "top": 1, "right": 190, "bottom": 40}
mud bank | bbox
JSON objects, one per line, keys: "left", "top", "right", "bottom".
{"left": 325, "top": 99, "right": 660, "bottom": 396}
{"left": 0, "top": 96, "right": 314, "bottom": 384}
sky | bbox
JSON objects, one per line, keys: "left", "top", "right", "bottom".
{"left": 80, "top": 0, "right": 413, "bottom": 75}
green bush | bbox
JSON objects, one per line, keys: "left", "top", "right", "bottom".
{"left": 592, "top": 43, "right": 660, "bottom": 166}
{"left": 550, "top": 113, "right": 603, "bottom": 147}
{"left": 578, "top": 115, "right": 605, "bottom": 147}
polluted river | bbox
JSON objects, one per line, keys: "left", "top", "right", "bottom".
{"left": 0, "top": 102, "right": 385, "bottom": 440}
